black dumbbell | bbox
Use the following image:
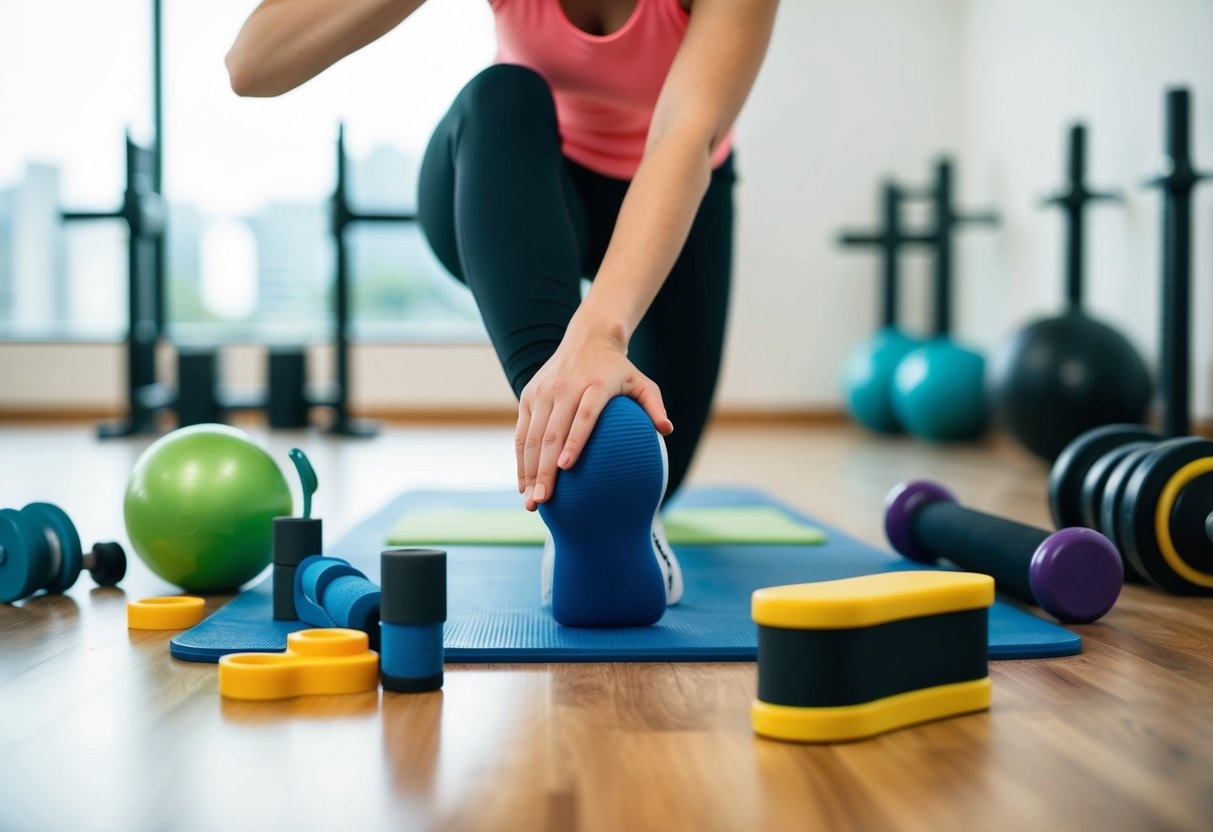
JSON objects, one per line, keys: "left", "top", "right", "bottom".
{"left": 1049, "top": 424, "right": 1163, "bottom": 530}
{"left": 885, "top": 480, "right": 1123, "bottom": 623}
{"left": 1105, "top": 438, "right": 1213, "bottom": 595}
{"left": 0, "top": 503, "right": 126, "bottom": 604}
{"left": 1050, "top": 431, "right": 1213, "bottom": 595}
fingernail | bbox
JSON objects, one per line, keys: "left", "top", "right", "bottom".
{"left": 533, "top": 483, "right": 546, "bottom": 502}
{"left": 524, "top": 485, "right": 533, "bottom": 502}
{"left": 558, "top": 451, "right": 570, "bottom": 468}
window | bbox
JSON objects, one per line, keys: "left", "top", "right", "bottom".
{"left": 0, "top": 0, "right": 494, "bottom": 343}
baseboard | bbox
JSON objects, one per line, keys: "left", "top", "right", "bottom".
{"left": 2, "top": 405, "right": 1209, "bottom": 437}
{"left": 0, "top": 404, "right": 848, "bottom": 427}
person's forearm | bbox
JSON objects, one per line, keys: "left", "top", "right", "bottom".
{"left": 571, "top": 126, "right": 715, "bottom": 344}
{"left": 226, "top": 0, "right": 424, "bottom": 97}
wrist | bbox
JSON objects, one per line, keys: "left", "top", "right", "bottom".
{"left": 567, "top": 306, "right": 631, "bottom": 350}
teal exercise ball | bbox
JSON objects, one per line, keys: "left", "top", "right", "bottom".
{"left": 124, "top": 424, "right": 292, "bottom": 593}
{"left": 842, "top": 327, "right": 920, "bottom": 433}
{"left": 891, "top": 339, "right": 988, "bottom": 440}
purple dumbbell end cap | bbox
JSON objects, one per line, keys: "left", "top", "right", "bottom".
{"left": 1029, "top": 527, "right": 1123, "bottom": 623}
{"left": 884, "top": 480, "right": 957, "bottom": 564}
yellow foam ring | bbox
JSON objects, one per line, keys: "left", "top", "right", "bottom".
{"left": 752, "top": 677, "right": 992, "bottom": 743}
{"left": 218, "top": 628, "right": 380, "bottom": 701}
{"left": 127, "top": 596, "right": 207, "bottom": 630}
{"left": 752, "top": 571, "right": 994, "bottom": 630}
{"left": 1155, "top": 457, "right": 1213, "bottom": 588}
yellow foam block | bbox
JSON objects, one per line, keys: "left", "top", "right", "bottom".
{"left": 127, "top": 596, "right": 207, "bottom": 630}
{"left": 752, "top": 570, "right": 994, "bottom": 629}
{"left": 752, "top": 677, "right": 993, "bottom": 743}
{"left": 751, "top": 571, "right": 994, "bottom": 743}
{"left": 219, "top": 628, "right": 380, "bottom": 701}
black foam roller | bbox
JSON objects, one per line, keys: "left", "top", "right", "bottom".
{"left": 380, "top": 548, "right": 446, "bottom": 625}
{"left": 272, "top": 517, "right": 322, "bottom": 620}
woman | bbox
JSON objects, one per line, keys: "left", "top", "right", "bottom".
{"left": 228, "top": 0, "right": 778, "bottom": 624}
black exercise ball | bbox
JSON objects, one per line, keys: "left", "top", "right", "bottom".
{"left": 989, "top": 311, "right": 1152, "bottom": 461}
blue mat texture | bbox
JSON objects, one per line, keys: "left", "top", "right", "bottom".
{"left": 170, "top": 487, "right": 1080, "bottom": 662}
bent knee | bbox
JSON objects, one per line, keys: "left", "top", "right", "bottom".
{"left": 456, "top": 64, "right": 555, "bottom": 124}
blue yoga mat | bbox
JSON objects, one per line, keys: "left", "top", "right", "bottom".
{"left": 171, "top": 486, "right": 1080, "bottom": 662}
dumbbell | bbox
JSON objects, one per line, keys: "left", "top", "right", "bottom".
{"left": 0, "top": 503, "right": 126, "bottom": 603}
{"left": 1050, "top": 428, "right": 1213, "bottom": 595}
{"left": 884, "top": 481, "right": 1122, "bottom": 623}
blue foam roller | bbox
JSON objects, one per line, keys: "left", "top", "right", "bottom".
{"left": 294, "top": 555, "right": 337, "bottom": 627}
{"left": 324, "top": 574, "right": 382, "bottom": 648}
{"left": 300, "top": 556, "right": 361, "bottom": 603}
{"left": 538, "top": 396, "right": 667, "bottom": 627}
{"left": 381, "top": 622, "right": 444, "bottom": 692}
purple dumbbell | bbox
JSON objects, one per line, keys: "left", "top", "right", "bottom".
{"left": 884, "top": 480, "right": 1123, "bottom": 623}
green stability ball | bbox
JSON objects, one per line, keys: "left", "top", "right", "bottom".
{"left": 842, "top": 327, "right": 921, "bottom": 433}
{"left": 124, "top": 424, "right": 292, "bottom": 593}
{"left": 891, "top": 338, "right": 988, "bottom": 441}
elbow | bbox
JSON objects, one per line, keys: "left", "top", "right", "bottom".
{"left": 226, "top": 48, "right": 280, "bottom": 98}
{"left": 225, "top": 49, "right": 258, "bottom": 97}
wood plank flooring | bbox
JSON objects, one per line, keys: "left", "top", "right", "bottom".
{"left": 0, "top": 420, "right": 1210, "bottom": 832}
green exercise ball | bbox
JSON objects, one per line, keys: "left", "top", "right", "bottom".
{"left": 124, "top": 424, "right": 292, "bottom": 593}
{"left": 891, "top": 338, "right": 988, "bottom": 441}
{"left": 842, "top": 327, "right": 921, "bottom": 433}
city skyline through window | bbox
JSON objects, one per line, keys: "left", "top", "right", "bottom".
{"left": 0, "top": 0, "right": 495, "bottom": 342}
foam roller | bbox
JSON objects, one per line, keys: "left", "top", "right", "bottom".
{"left": 293, "top": 555, "right": 381, "bottom": 648}
{"left": 380, "top": 548, "right": 446, "bottom": 693}
{"left": 752, "top": 571, "right": 994, "bottom": 743}
{"left": 273, "top": 517, "right": 322, "bottom": 620}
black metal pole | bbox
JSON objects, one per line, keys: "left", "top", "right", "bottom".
{"left": 334, "top": 123, "right": 352, "bottom": 429}
{"left": 933, "top": 160, "right": 953, "bottom": 336}
{"left": 880, "top": 182, "right": 899, "bottom": 328}
{"left": 1065, "top": 125, "right": 1085, "bottom": 309}
{"left": 152, "top": 0, "right": 166, "bottom": 335}
{"left": 1156, "top": 89, "right": 1197, "bottom": 438}
{"left": 1042, "top": 123, "right": 1120, "bottom": 315}
{"left": 837, "top": 182, "right": 930, "bottom": 331}
{"left": 324, "top": 124, "right": 379, "bottom": 436}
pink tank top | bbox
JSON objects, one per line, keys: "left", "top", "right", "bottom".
{"left": 491, "top": 0, "right": 734, "bottom": 179}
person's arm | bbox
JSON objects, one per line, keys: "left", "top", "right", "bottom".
{"left": 226, "top": 0, "right": 428, "bottom": 97}
{"left": 518, "top": 0, "right": 779, "bottom": 509}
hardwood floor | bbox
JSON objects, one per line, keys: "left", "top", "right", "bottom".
{"left": 0, "top": 419, "right": 1210, "bottom": 832}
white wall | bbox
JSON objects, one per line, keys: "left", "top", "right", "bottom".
{"left": 956, "top": 0, "right": 1213, "bottom": 419}
{"left": 724, "top": 0, "right": 964, "bottom": 408}
{"left": 5, "top": 0, "right": 1213, "bottom": 418}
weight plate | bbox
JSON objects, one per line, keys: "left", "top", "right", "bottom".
{"left": 0, "top": 509, "right": 54, "bottom": 606}
{"left": 1080, "top": 441, "right": 1154, "bottom": 530}
{"left": 21, "top": 503, "right": 83, "bottom": 595}
{"left": 1119, "top": 438, "right": 1213, "bottom": 595}
{"left": 0, "top": 508, "right": 42, "bottom": 603}
{"left": 1168, "top": 475, "right": 1213, "bottom": 574}
{"left": 1048, "top": 425, "right": 1162, "bottom": 530}
{"left": 1098, "top": 445, "right": 1156, "bottom": 583}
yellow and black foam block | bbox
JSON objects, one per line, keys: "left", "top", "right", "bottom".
{"left": 751, "top": 571, "right": 994, "bottom": 742}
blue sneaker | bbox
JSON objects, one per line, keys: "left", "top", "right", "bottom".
{"left": 537, "top": 396, "right": 680, "bottom": 627}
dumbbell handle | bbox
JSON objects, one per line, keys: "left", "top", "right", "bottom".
{"left": 885, "top": 481, "right": 1123, "bottom": 623}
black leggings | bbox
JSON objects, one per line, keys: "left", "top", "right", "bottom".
{"left": 417, "top": 64, "right": 735, "bottom": 499}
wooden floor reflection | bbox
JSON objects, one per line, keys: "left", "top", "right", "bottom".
{"left": 0, "top": 419, "right": 1210, "bottom": 831}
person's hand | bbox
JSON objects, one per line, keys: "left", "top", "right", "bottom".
{"left": 516, "top": 320, "right": 673, "bottom": 512}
